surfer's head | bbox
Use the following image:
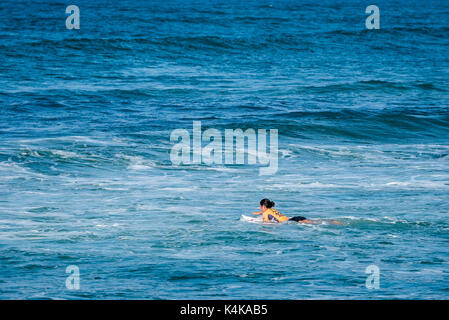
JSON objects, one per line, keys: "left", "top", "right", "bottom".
{"left": 260, "top": 198, "right": 275, "bottom": 211}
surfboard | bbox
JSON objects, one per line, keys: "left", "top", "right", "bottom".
{"left": 240, "top": 215, "right": 263, "bottom": 224}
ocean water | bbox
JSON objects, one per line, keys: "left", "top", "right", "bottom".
{"left": 1, "top": 0, "right": 449, "bottom": 299}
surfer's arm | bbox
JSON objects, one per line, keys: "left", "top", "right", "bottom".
{"left": 252, "top": 211, "right": 263, "bottom": 215}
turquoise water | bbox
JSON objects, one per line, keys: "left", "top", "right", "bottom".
{"left": 1, "top": 0, "right": 449, "bottom": 299}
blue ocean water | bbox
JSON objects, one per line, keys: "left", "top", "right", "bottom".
{"left": 1, "top": 0, "right": 449, "bottom": 299}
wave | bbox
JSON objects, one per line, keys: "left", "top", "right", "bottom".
{"left": 4, "top": 33, "right": 316, "bottom": 54}
{"left": 196, "top": 107, "right": 449, "bottom": 142}
{"left": 339, "top": 216, "right": 433, "bottom": 228}
{"left": 269, "top": 107, "right": 449, "bottom": 141}
{"left": 265, "top": 178, "right": 449, "bottom": 192}
{"left": 293, "top": 80, "right": 447, "bottom": 94}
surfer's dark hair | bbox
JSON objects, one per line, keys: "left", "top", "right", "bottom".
{"left": 260, "top": 198, "right": 275, "bottom": 208}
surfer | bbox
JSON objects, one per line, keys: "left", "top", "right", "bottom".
{"left": 252, "top": 198, "right": 341, "bottom": 225}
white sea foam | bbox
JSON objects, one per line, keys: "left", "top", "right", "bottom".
{"left": 50, "top": 150, "right": 80, "bottom": 158}
{"left": 115, "top": 154, "right": 155, "bottom": 170}
{"left": 17, "top": 136, "right": 129, "bottom": 146}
